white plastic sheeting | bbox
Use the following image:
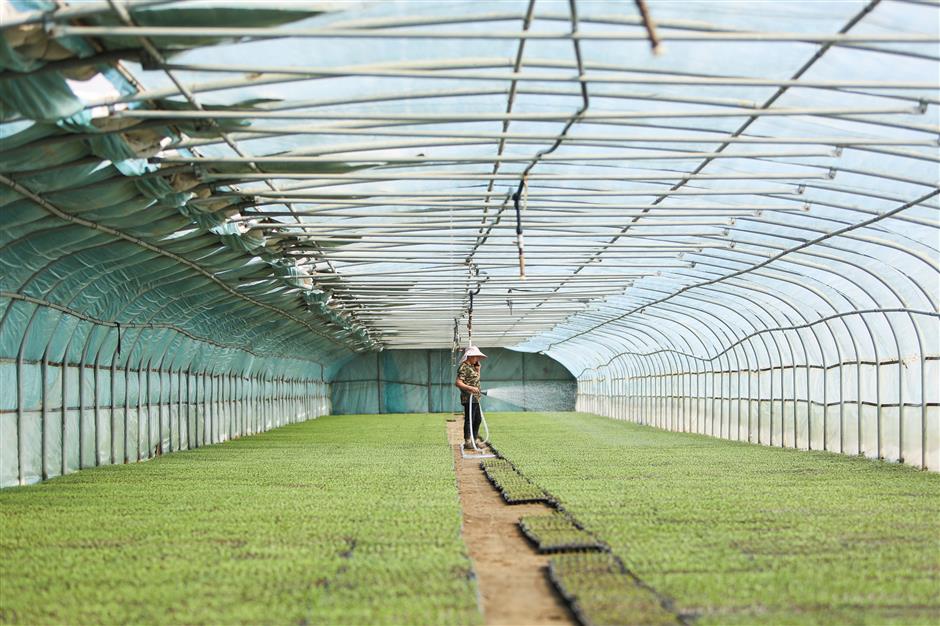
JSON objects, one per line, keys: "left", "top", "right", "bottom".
{"left": 1, "top": 0, "right": 937, "bottom": 482}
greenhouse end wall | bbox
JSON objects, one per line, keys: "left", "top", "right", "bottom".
{"left": 331, "top": 348, "right": 576, "bottom": 415}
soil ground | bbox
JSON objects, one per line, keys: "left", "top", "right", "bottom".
{"left": 447, "top": 419, "right": 574, "bottom": 626}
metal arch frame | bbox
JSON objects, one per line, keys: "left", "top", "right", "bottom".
{"left": 567, "top": 310, "right": 939, "bottom": 418}
{"left": 562, "top": 239, "right": 934, "bottom": 463}
{"left": 761, "top": 247, "right": 915, "bottom": 457}
{"left": 734, "top": 216, "right": 940, "bottom": 298}
{"left": 721, "top": 227, "right": 934, "bottom": 463}
{"left": 3, "top": 0, "right": 938, "bottom": 480}
{"left": 0, "top": 232, "right": 330, "bottom": 484}
{"left": 610, "top": 319, "right": 693, "bottom": 430}
{"left": 48, "top": 24, "right": 940, "bottom": 44}
{"left": 615, "top": 304, "right": 728, "bottom": 433}
{"left": 684, "top": 261, "right": 843, "bottom": 449}
{"left": 520, "top": 228, "right": 932, "bottom": 364}
{"left": 542, "top": 0, "right": 932, "bottom": 309}
{"left": 564, "top": 280, "right": 816, "bottom": 442}
{"left": 0, "top": 175, "right": 355, "bottom": 351}
{"left": 570, "top": 325, "right": 660, "bottom": 420}
{"left": 24, "top": 246, "right": 181, "bottom": 471}
{"left": 68, "top": 56, "right": 940, "bottom": 114}
{"left": 631, "top": 309, "right": 724, "bottom": 433}
{"left": 175, "top": 122, "right": 940, "bottom": 151}
{"left": 646, "top": 298, "right": 760, "bottom": 439}
{"left": 1, "top": 292, "right": 324, "bottom": 471}
{"left": 560, "top": 292, "right": 744, "bottom": 422}
{"left": 701, "top": 281, "right": 818, "bottom": 448}
{"left": 547, "top": 189, "right": 939, "bottom": 350}
{"left": 649, "top": 314, "right": 704, "bottom": 429}
{"left": 580, "top": 229, "right": 916, "bottom": 438}
{"left": 694, "top": 286, "right": 792, "bottom": 441}
{"left": 100, "top": 0, "right": 369, "bottom": 337}
{"left": 708, "top": 260, "right": 863, "bottom": 454}
{"left": 0, "top": 228, "right": 333, "bottom": 364}
{"left": 656, "top": 292, "right": 767, "bottom": 440}
{"left": 11, "top": 3, "right": 930, "bottom": 50}
{"left": 628, "top": 283, "right": 784, "bottom": 444}
{"left": 572, "top": 301, "right": 759, "bottom": 436}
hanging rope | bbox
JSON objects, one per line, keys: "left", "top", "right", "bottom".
{"left": 467, "top": 286, "right": 481, "bottom": 347}
{"left": 511, "top": 176, "right": 527, "bottom": 279}
{"left": 451, "top": 317, "right": 461, "bottom": 365}
{"left": 634, "top": 0, "right": 662, "bottom": 53}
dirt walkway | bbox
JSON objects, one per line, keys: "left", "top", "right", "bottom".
{"left": 448, "top": 420, "right": 574, "bottom": 626}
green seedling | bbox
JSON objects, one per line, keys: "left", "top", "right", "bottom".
{"left": 0, "top": 414, "right": 482, "bottom": 626}
{"left": 549, "top": 552, "right": 677, "bottom": 626}
{"left": 519, "top": 512, "right": 603, "bottom": 553}
{"left": 487, "top": 412, "right": 940, "bottom": 626}
{"left": 480, "top": 458, "right": 548, "bottom": 504}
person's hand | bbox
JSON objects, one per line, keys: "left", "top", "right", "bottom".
{"left": 471, "top": 387, "right": 480, "bottom": 395}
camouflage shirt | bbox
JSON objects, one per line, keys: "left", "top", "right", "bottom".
{"left": 457, "top": 360, "right": 481, "bottom": 404}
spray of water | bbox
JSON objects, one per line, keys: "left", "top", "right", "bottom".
{"left": 484, "top": 381, "right": 577, "bottom": 412}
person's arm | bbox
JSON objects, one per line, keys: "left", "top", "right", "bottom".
{"left": 455, "top": 365, "right": 480, "bottom": 395}
{"left": 455, "top": 376, "right": 479, "bottom": 396}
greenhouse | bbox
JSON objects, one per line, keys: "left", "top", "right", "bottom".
{"left": 0, "top": 0, "right": 938, "bottom": 624}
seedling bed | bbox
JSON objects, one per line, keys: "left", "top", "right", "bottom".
{"left": 486, "top": 411, "right": 940, "bottom": 626}
{"left": 548, "top": 552, "right": 679, "bottom": 626}
{"left": 479, "top": 458, "right": 549, "bottom": 504}
{"left": 519, "top": 512, "right": 604, "bottom": 553}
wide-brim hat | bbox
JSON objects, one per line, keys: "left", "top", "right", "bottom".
{"left": 460, "top": 346, "right": 487, "bottom": 363}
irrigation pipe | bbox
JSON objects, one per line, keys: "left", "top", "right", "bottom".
{"left": 464, "top": 392, "right": 494, "bottom": 458}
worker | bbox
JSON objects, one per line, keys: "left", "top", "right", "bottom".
{"left": 455, "top": 346, "right": 487, "bottom": 450}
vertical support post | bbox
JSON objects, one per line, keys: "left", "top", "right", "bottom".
{"left": 60, "top": 350, "right": 69, "bottom": 476}
{"left": 143, "top": 359, "right": 150, "bottom": 459}
{"left": 194, "top": 367, "right": 199, "bottom": 447}
{"left": 79, "top": 346, "right": 87, "bottom": 470}
{"left": 204, "top": 369, "right": 211, "bottom": 446}
{"left": 110, "top": 345, "right": 117, "bottom": 465}
{"left": 376, "top": 352, "right": 383, "bottom": 414}
{"left": 232, "top": 372, "right": 238, "bottom": 438}
{"left": 716, "top": 356, "right": 723, "bottom": 438}
{"left": 161, "top": 361, "right": 168, "bottom": 454}
{"left": 93, "top": 348, "right": 101, "bottom": 466}
{"left": 139, "top": 359, "right": 146, "bottom": 460}
{"left": 124, "top": 351, "right": 131, "bottom": 464}
{"left": 522, "top": 350, "right": 528, "bottom": 413}
{"left": 837, "top": 335, "right": 845, "bottom": 455}
{"left": 427, "top": 350, "right": 433, "bottom": 414}
{"left": 16, "top": 349, "right": 23, "bottom": 484}
{"left": 875, "top": 335, "right": 882, "bottom": 459}
{"left": 235, "top": 374, "right": 241, "bottom": 437}
{"left": 822, "top": 344, "right": 828, "bottom": 452}
{"left": 177, "top": 366, "right": 183, "bottom": 451}
{"left": 40, "top": 350, "right": 48, "bottom": 480}
{"left": 897, "top": 321, "right": 904, "bottom": 464}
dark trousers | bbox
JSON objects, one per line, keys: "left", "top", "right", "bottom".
{"left": 462, "top": 399, "right": 482, "bottom": 440}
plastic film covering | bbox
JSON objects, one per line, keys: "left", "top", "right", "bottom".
{"left": 0, "top": 1, "right": 366, "bottom": 487}
{"left": 1, "top": 0, "right": 938, "bottom": 482}
{"left": 331, "top": 348, "right": 575, "bottom": 414}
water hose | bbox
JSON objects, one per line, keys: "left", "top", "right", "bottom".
{"left": 463, "top": 287, "right": 491, "bottom": 453}
{"left": 467, "top": 391, "right": 490, "bottom": 452}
